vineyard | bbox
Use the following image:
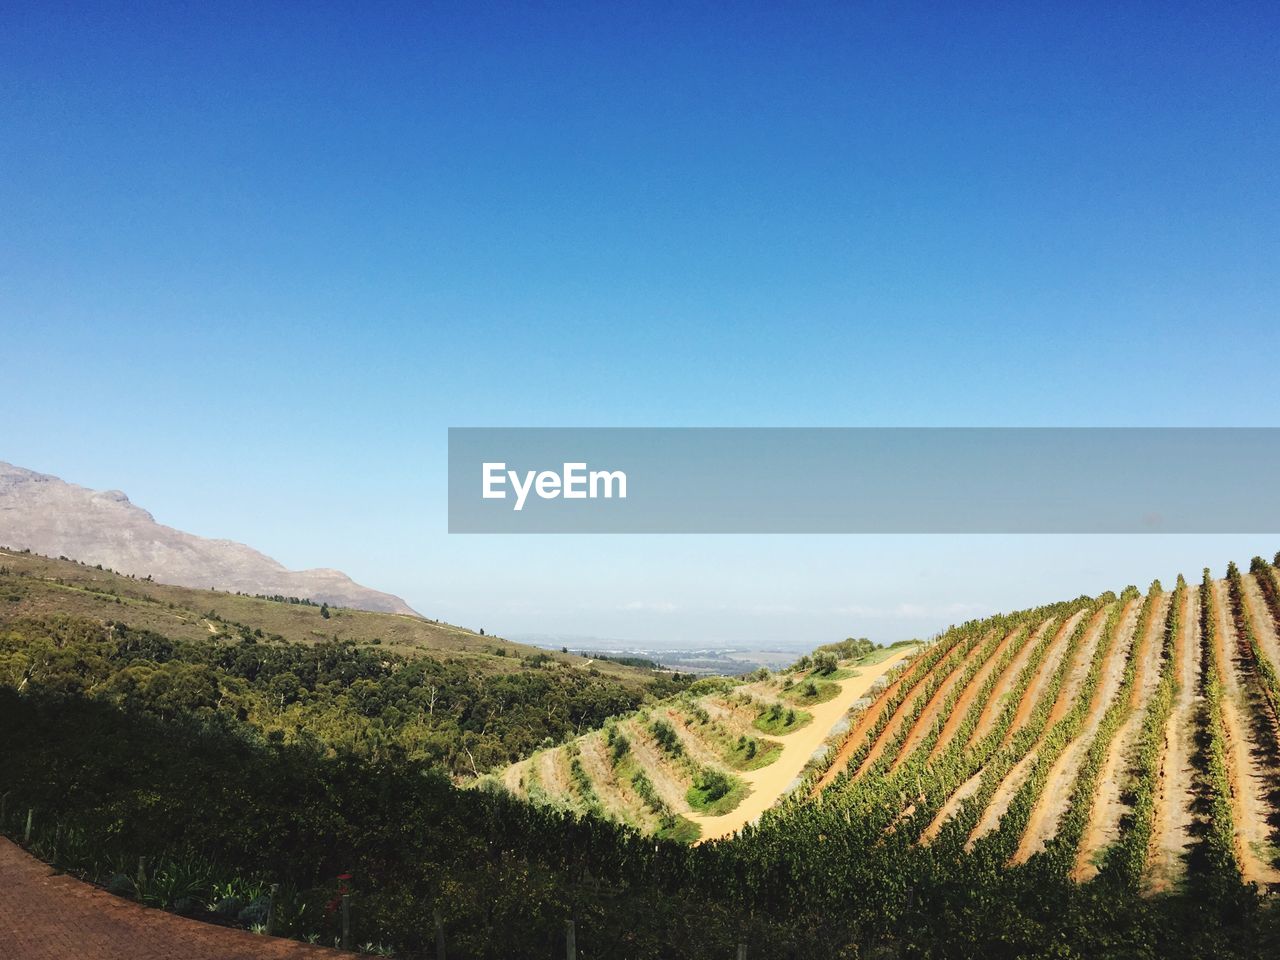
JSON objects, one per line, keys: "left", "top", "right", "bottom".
{"left": 496, "top": 555, "right": 1280, "bottom": 896}
{"left": 734, "top": 554, "right": 1280, "bottom": 902}
{"left": 492, "top": 644, "right": 918, "bottom": 841}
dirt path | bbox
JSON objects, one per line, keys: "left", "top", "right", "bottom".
{"left": 1145, "top": 586, "right": 1202, "bottom": 893}
{"left": 1014, "top": 599, "right": 1140, "bottom": 863}
{"left": 0, "top": 838, "right": 349, "bottom": 960}
{"left": 502, "top": 757, "right": 528, "bottom": 795}
{"left": 1076, "top": 592, "right": 1172, "bottom": 881}
{"left": 890, "top": 632, "right": 997, "bottom": 772}
{"left": 694, "top": 647, "right": 914, "bottom": 842}
{"left": 1213, "top": 579, "right": 1280, "bottom": 886}
{"left": 968, "top": 606, "right": 1109, "bottom": 848}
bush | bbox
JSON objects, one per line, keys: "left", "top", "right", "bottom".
{"left": 687, "top": 768, "right": 741, "bottom": 814}
{"left": 812, "top": 652, "right": 839, "bottom": 675}
{"left": 652, "top": 719, "right": 682, "bottom": 756}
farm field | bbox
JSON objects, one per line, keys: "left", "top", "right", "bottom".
{"left": 777, "top": 557, "right": 1280, "bottom": 894}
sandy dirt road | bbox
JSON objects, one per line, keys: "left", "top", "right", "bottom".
{"left": 693, "top": 647, "right": 915, "bottom": 842}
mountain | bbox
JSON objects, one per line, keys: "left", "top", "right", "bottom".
{"left": 0, "top": 461, "right": 419, "bottom": 616}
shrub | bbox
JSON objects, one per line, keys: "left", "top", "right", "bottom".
{"left": 652, "top": 719, "right": 682, "bottom": 756}
{"left": 812, "top": 652, "right": 839, "bottom": 675}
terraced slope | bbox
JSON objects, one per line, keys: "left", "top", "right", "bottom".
{"left": 494, "top": 647, "right": 918, "bottom": 842}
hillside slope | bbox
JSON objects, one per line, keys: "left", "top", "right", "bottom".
{"left": 778, "top": 554, "right": 1280, "bottom": 893}
{"left": 0, "top": 552, "right": 685, "bottom": 775}
{"left": 0, "top": 462, "right": 416, "bottom": 615}
{"left": 494, "top": 643, "right": 919, "bottom": 841}
{"left": 0, "top": 550, "right": 663, "bottom": 685}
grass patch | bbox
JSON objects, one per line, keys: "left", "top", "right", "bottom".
{"left": 754, "top": 702, "right": 812, "bottom": 735}
{"left": 685, "top": 767, "right": 747, "bottom": 815}
{"left": 817, "top": 666, "right": 858, "bottom": 681}
{"left": 780, "top": 678, "right": 839, "bottom": 707}
{"left": 726, "top": 734, "right": 782, "bottom": 770}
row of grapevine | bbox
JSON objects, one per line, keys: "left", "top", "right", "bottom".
{"left": 1251, "top": 554, "right": 1280, "bottom": 629}
{"left": 805, "top": 621, "right": 980, "bottom": 795}
{"left": 1044, "top": 585, "right": 1163, "bottom": 874}
{"left": 981, "top": 591, "right": 1137, "bottom": 865}
{"left": 889, "top": 626, "right": 1013, "bottom": 772}
{"left": 1103, "top": 575, "right": 1185, "bottom": 888}
{"left": 853, "top": 625, "right": 995, "bottom": 781}
{"left": 927, "top": 621, "right": 1033, "bottom": 761}
{"left": 929, "top": 603, "right": 1104, "bottom": 854}
{"left": 911, "top": 608, "right": 1089, "bottom": 845}
{"left": 1226, "top": 562, "right": 1280, "bottom": 723}
{"left": 1197, "top": 569, "right": 1242, "bottom": 886}
{"left": 855, "top": 606, "right": 1086, "bottom": 844}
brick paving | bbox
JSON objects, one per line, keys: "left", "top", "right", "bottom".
{"left": 0, "top": 838, "right": 352, "bottom": 959}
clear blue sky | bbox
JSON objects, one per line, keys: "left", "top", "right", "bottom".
{"left": 3, "top": 2, "right": 1277, "bottom": 648}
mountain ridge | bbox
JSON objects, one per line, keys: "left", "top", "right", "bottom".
{"left": 0, "top": 461, "right": 419, "bottom": 616}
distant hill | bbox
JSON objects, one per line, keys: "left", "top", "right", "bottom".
{"left": 0, "top": 549, "right": 665, "bottom": 689}
{"left": 0, "top": 461, "right": 417, "bottom": 616}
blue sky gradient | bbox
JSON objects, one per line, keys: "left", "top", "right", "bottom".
{"left": 3, "top": 2, "right": 1277, "bottom": 646}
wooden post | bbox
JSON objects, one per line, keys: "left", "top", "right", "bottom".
{"left": 137, "top": 856, "right": 147, "bottom": 891}
{"left": 266, "top": 883, "right": 279, "bottom": 935}
{"left": 433, "top": 909, "right": 446, "bottom": 960}
{"left": 341, "top": 894, "right": 351, "bottom": 950}
{"left": 565, "top": 919, "right": 576, "bottom": 960}
{"left": 24, "top": 808, "right": 33, "bottom": 843}
{"left": 737, "top": 944, "right": 747, "bottom": 960}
